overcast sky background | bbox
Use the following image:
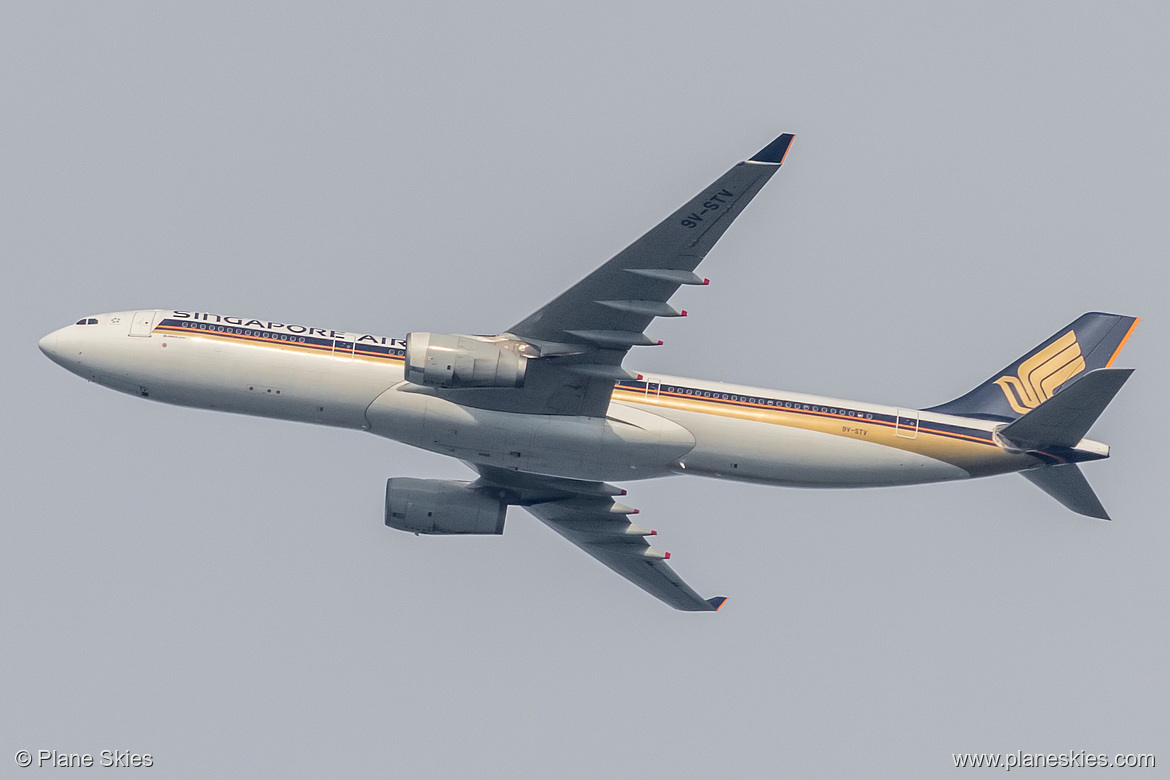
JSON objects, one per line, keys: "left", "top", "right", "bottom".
{"left": 3, "top": 2, "right": 1167, "bottom": 777}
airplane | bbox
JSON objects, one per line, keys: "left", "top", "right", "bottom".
{"left": 39, "top": 133, "right": 1139, "bottom": 611}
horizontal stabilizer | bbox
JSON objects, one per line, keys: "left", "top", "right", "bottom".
{"left": 1021, "top": 464, "right": 1110, "bottom": 520}
{"left": 997, "top": 368, "right": 1133, "bottom": 450}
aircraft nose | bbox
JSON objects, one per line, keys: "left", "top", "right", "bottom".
{"left": 38, "top": 329, "right": 62, "bottom": 361}
{"left": 39, "top": 326, "right": 80, "bottom": 371}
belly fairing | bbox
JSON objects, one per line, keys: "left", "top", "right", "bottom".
{"left": 364, "top": 385, "right": 695, "bottom": 481}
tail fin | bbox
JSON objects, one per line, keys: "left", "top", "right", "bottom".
{"left": 926, "top": 312, "right": 1139, "bottom": 421}
{"left": 1021, "top": 464, "right": 1110, "bottom": 520}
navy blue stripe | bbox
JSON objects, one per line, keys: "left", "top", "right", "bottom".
{"left": 617, "top": 380, "right": 996, "bottom": 447}
{"left": 156, "top": 318, "right": 406, "bottom": 359}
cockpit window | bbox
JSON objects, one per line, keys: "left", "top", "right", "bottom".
{"left": 74, "top": 318, "right": 98, "bottom": 325}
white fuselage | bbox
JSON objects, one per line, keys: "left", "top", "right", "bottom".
{"left": 40, "top": 310, "right": 1080, "bottom": 488}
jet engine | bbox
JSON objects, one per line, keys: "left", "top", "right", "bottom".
{"left": 404, "top": 332, "right": 529, "bottom": 389}
{"left": 384, "top": 478, "right": 507, "bottom": 535}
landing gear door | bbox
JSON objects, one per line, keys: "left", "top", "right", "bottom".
{"left": 129, "top": 311, "right": 157, "bottom": 337}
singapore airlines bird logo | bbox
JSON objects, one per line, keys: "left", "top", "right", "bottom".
{"left": 994, "top": 330, "right": 1085, "bottom": 414}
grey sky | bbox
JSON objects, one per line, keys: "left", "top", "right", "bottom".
{"left": 3, "top": 2, "right": 1167, "bottom": 777}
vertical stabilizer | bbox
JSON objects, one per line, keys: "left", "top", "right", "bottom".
{"left": 927, "top": 313, "right": 1139, "bottom": 421}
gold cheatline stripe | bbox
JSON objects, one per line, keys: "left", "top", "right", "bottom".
{"left": 161, "top": 323, "right": 997, "bottom": 454}
{"left": 613, "top": 387, "right": 994, "bottom": 448}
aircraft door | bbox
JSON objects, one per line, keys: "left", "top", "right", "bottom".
{"left": 332, "top": 335, "right": 355, "bottom": 362}
{"left": 895, "top": 409, "right": 919, "bottom": 439}
{"left": 644, "top": 381, "right": 661, "bottom": 402}
{"left": 129, "top": 311, "right": 157, "bottom": 337}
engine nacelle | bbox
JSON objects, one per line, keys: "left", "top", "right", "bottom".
{"left": 384, "top": 478, "right": 507, "bottom": 535}
{"left": 404, "top": 332, "right": 528, "bottom": 389}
